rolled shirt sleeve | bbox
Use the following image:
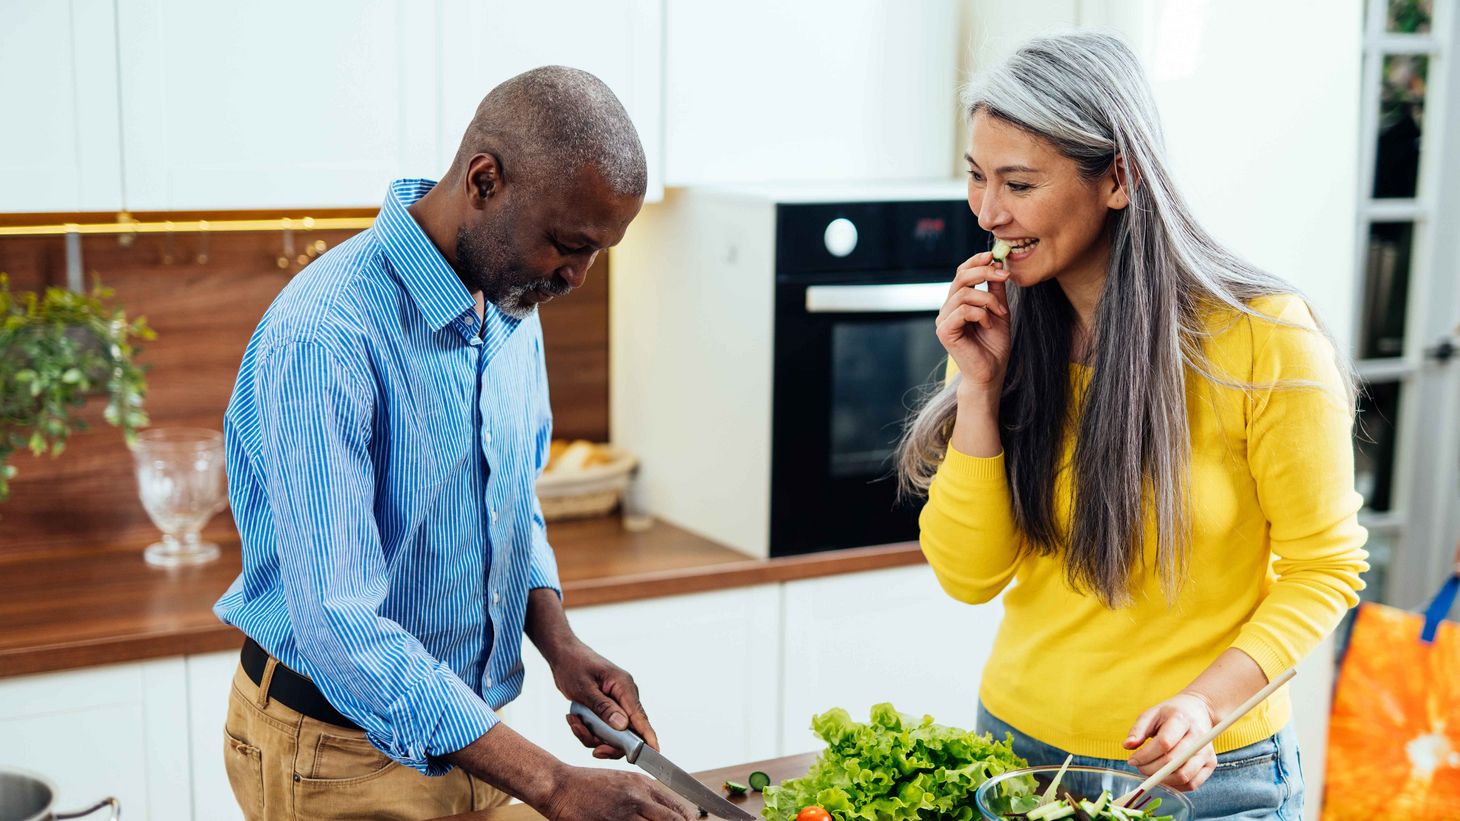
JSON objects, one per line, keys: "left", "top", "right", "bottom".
{"left": 253, "top": 340, "right": 498, "bottom": 773}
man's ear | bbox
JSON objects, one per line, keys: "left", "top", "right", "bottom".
{"left": 465, "top": 153, "right": 504, "bottom": 207}
{"left": 1107, "top": 152, "right": 1137, "bottom": 211}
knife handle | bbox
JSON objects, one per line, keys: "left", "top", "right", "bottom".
{"left": 569, "top": 701, "right": 646, "bottom": 764}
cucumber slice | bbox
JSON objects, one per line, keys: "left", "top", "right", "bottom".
{"left": 991, "top": 239, "right": 1012, "bottom": 262}
{"left": 723, "top": 780, "right": 748, "bottom": 797}
{"left": 747, "top": 770, "right": 771, "bottom": 792}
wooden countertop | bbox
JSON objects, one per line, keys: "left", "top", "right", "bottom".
{"left": 0, "top": 517, "right": 922, "bottom": 678}
{"left": 429, "top": 752, "right": 820, "bottom": 821}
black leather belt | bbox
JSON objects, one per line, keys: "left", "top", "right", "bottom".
{"left": 241, "top": 636, "right": 361, "bottom": 730}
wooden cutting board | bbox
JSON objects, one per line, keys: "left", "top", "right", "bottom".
{"left": 429, "top": 752, "right": 819, "bottom": 821}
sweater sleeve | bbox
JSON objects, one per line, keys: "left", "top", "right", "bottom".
{"left": 920, "top": 447, "right": 1023, "bottom": 604}
{"left": 1230, "top": 295, "right": 1370, "bottom": 679}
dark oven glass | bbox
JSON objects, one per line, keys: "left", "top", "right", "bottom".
{"left": 830, "top": 318, "right": 947, "bottom": 478}
{"left": 770, "top": 274, "right": 951, "bottom": 557}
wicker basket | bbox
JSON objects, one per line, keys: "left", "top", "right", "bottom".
{"left": 535, "top": 446, "right": 637, "bottom": 521}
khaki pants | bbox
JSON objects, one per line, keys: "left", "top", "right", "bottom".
{"left": 223, "top": 660, "right": 510, "bottom": 820}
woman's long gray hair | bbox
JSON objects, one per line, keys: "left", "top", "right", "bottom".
{"left": 897, "top": 31, "right": 1354, "bottom": 608}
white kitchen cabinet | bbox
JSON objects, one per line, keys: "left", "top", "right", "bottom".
{"left": 437, "top": 0, "right": 665, "bottom": 202}
{"left": 0, "top": 0, "right": 125, "bottom": 212}
{"left": 116, "top": 0, "right": 439, "bottom": 210}
{"left": 0, "top": 658, "right": 191, "bottom": 820}
{"left": 778, "top": 565, "right": 1002, "bottom": 754}
{"left": 1290, "top": 634, "right": 1336, "bottom": 821}
{"left": 507, "top": 585, "right": 782, "bottom": 773}
{"left": 186, "top": 649, "right": 247, "bottom": 821}
{"left": 663, "top": 0, "right": 959, "bottom": 186}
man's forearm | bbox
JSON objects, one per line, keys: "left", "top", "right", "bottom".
{"left": 525, "top": 586, "right": 578, "bottom": 664}
{"left": 444, "top": 722, "right": 567, "bottom": 812}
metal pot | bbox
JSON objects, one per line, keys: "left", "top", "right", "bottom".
{"left": 0, "top": 769, "right": 118, "bottom": 821}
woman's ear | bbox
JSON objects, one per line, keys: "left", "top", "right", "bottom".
{"left": 1106, "top": 153, "right": 1137, "bottom": 211}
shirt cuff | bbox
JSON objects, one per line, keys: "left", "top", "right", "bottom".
{"left": 528, "top": 534, "right": 563, "bottom": 594}
{"left": 381, "top": 665, "right": 499, "bottom": 776}
{"left": 1229, "top": 630, "right": 1295, "bottom": 684}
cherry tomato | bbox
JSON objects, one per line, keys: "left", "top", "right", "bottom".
{"left": 796, "top": 807, "right": 832, "bottom": 821}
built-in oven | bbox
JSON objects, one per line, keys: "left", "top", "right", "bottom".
{"left": 769, "top": 199, "right": 990, "bottom": 556}
{"left": 611, "top": 182, "right": 987, "bottom": 559}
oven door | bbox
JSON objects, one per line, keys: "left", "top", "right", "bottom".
{"left": 770, "top": 277, "right": 951, "bottom": 556}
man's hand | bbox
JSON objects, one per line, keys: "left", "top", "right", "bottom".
{"left": 1124, "top": 692, "right": 1219, "bottom": 792}
{"left": 445, "top": 724, "right": 686, "bottom": 820}
{"left": 551, "top": 638, "right": 660, "bottom": 758}
{"left": 525, "top": 587, "right": 663, "bottom": 758}
{"left": 544, "top": 767, "right": 690, "bottom": 821}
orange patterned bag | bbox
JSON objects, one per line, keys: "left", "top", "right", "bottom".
{"left": 1323, "top": 576, "right": 1460, "bottom": 818}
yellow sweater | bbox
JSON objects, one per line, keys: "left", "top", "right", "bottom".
{"left": 922, "top": 294, "right": 1369, "bottom": 758}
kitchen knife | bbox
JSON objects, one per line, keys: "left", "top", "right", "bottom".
{"left": 569, "top": 701, "right": 758, "bottom": 821}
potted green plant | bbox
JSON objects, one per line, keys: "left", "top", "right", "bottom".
{"left": 0, "top": 273, "right": 154, "bottom": 501}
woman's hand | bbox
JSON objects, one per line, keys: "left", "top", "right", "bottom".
{"left": 1124, "top": 692, "right": 1219, "bottom": 792}
{"left": 938, "top": 251, "right": 1012, "bottom": 391}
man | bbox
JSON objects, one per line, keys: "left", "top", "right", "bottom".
{"left": 215, "top": 66, "right": 689, "bottom": 821}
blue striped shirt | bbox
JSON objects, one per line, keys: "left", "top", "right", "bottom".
{"left": 215, "top": 178, "right": 561, "bottom": 775}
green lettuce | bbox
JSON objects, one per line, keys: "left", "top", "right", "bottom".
{"left": 761, "top": 704, "right": 1035, "bottom": 820}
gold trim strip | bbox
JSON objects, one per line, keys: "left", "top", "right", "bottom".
{"left": 0, "top": 215, "right": 376, "bottom": 238}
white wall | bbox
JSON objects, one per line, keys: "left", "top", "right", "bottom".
{"left": 958, "top": 0, "right": 1363, "bottom": 347}
{"left": 1095, "top": 0, "right": 1363, "bottom": 347}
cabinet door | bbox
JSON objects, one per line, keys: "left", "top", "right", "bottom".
{"left": 506, "top": 585, "right": 781, "bottom": 774}
{"left": 117, "top": 0, "right": 438, "bottom": 210}
{"left": 779, "top": 565, "right": 1002, "bottom": 754}
{"left": 187, "top": 649, "right": 247, "bottom": 821}
{"left": 663, "top": 0, "right": 957, "bottom": 186}
{"left": 0, "top": 659, "right": 191, "bottom": 821}
{"left": 0, "top": 0, "right": 124, "bottom": 212}
{"left": 437, "top": 0, "right": 664, "bottom": 202}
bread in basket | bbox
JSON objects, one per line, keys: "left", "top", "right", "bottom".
{"left": 536, "top": 440, "right": 637, "bottom": 521}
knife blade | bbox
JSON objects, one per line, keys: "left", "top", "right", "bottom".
{"left": 569, "top": 702, "right": 757, "bottom": 821}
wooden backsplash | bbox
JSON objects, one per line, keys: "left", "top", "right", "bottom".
{"left": 0, "top": 221, "right": 609, "bottom": 551}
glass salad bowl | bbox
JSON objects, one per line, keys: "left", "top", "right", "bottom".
{"left": 974, "top": 765, "right": 1195, "bottom": 820}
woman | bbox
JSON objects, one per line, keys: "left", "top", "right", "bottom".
{"left": 898, "top": 33, "right": 1369, "bottom": 820}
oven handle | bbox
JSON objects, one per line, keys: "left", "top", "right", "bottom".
{"left": 804, "top": 282, "right": 955, "bottom": 314}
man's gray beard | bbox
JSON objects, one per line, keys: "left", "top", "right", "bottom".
{"left": 456, "top": 224, "right": 535, "bottom": 319}
{"left": 494, "top": 283, "right": 537, "bottom": 319}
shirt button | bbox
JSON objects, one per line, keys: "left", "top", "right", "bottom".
{"left": 484, "top": 430, "right": 492, "bottom": 445}
{"left": 485, "top": 677, "right": 493, "bottom": 688}
{"left": 493, "top": 590, "right": 501, "bottom": 604}
{"left": 490, "top": 509, "right": 498, "bottom": 523}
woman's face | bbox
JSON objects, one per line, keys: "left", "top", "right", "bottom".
{"left": 965, "top": 110, "right": 1129, "bottom": 288}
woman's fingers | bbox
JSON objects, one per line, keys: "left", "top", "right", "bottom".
{"left": 938, "top": 287, "right": 1007, "bottom": 323}
{"left": 1124, "top": 707, "right": 1160, "bottom": 751}
{"left": 1128, "top": 713, "right": 1189, "bottom": 769}
{"left": 987, "top": 276, "right": 1008, "bottom": 306}
{"left": 937, "top": 305, "right": 992, "bottom": 342}
{"left": 955, "top": 250, "right": 994, "bottom": 272}
{"left": 947, "top": 259, "right": 1008, "bottom": 299}
{"left": 1168, "top": 747, "right": 1215, "bottom": 791}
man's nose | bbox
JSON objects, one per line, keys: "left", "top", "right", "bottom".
{"left": 558, "top": 254, "right": 594, "bottom": 290}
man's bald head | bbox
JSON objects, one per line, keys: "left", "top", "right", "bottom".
{"left": 451, "top": 66, "right": 646, "bottom": 198}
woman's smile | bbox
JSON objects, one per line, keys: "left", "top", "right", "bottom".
{"left": 1001, "top": 237, "right": 1040, "bottom": 262}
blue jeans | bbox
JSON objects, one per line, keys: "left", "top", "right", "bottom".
{"left": 977, "top": 703, "right": 1303, "bottom": 820}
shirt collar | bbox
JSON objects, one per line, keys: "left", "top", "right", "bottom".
{"left": 374, "top": 179, "right": 476, "bottom": 333}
